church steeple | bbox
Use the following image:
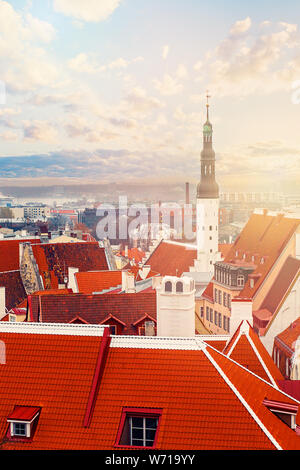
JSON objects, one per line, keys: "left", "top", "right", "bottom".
{"left": 197, "top": 93, "right": 219, "bottom": 199}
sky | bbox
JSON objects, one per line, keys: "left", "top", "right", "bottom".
{"left": 0, "top": 0, "right": 300, "bottom": 198}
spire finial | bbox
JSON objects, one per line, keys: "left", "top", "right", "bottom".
{"left": 206, "top": 90, "right": 211, "bottom": 121}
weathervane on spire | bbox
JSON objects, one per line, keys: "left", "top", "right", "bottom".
{"left": 206, "top": 89, "right": 211, "bottom": 121}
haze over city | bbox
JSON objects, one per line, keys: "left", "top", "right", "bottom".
{"left": 0, "top": 0, "right": 300, "bottom": 201}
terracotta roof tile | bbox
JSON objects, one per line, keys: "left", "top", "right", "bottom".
{"left": 75, "top": 271, "right": 122, "bottom": 294}
{"left": 0, "top": 326, "right": 300, "bottom": 450}
{"left": 223, "top": 213, "right": 300, "bottom": 298}
{"left": 223, "top": 320, "right": 284, "bottom": 385}
{"left": 0, "top": 271, "right": 26, "bottom": 311}
{"left": 146, "top": 241, "right": 197, "bottom": 276}
{"left": 0, "top": 238, "right": 39, "bottom": 272}
{"left": 31, "top": 242, "right": 109, "bottom": 289}
{"left": 260, "top": 256, "right": 300, "bottom": 314}
{"left": 28, "top": 292, "right": 157, "bottom": 334}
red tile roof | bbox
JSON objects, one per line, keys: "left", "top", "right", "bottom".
{"left": 260, "top": 256, "right": 300, "bottom": 315}
{"left": 0, "top": 323, "right": 300, "bottom": 449}
{"left": 223, "top": 213, "right": 300, "bottom": 299}
{"left": 223, "top": 320, "right": 284, "bottom": 385}
{"left": 275, "top": 317, "right": 300, "bottom": 354}
{"left": 75, "top": 271, "right": 122, "bottom": 294}
{"left": 28, "top": 291, "right": 157, "bottom": 334}
{"left": 7, "top": 405, "right": 40, "bottom": 422}
{"left": 0, "top": 271, "right": 26, "bottom": 311}
{"left": 146, "top": 240, "right": 197, "bottom": 276}
{"left": 0, "top": 238, "right": 39, "bottom": 272}
{"left": 31, "top": 242, "right": 109, "bottom": 289}
{"left": 146, "top": 241, "right": 233, "bottom": 277}
{"left": 121, "top": 247, "right": 145, "bottom": 263}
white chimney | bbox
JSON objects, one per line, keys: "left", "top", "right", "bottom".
{"left": 138, "top": 265, "right": 151, "bottom": 280}
{"left": 122, "top": 271, "right": 136, "bottom": 293}
{"left": 0, "top": 287, "right": 6, "bottom": 320}
{"left": 230, "top": 297, "right": 253, "bottom": 336}
{"left": 67, "top": 267, "right": 79, "bottom": 293}
{"left": 156, "top": 276, "right": 195, "bottom": 337}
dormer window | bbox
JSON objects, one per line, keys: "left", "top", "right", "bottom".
{"left": 7, "top": 406, "right": 41, "bottom": 440}
{"left": 263, "top": 399, "right": 298, "bottom": 430}
{"left": 115, "top": 407, "right": 162, "bottom": 448}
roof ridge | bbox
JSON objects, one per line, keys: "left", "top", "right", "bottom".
{"left": 0, "top": 322, "right": 107, "bottom": 336}
{"left": 202, "top": 345, "right": 282, "bottom": 449}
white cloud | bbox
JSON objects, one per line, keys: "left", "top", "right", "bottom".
{"left": 153, "top": 74, "right": 183, "bottom": 96}
{"left": 176, "top": 64, "right": 188, "bottom": 79}
{"left": 162, "top": 45, "right": 169, "bottom": 60}
{"left": 122, "top": 86, "right": 164, "bottom": 114}
{"left": 68, "top": 53, "right": 144, "bottom": 74}
{"left": 23, "top": 120, "right": 58, "bottom": 142}
{"left": 53, "top": 0, "right": 122, "bottom": 23}
{"left": 230, "top": 17, "right": 252, "bottom": 36}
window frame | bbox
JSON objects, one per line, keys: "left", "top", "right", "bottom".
{"left": 115, "top": 407, "right": 163, "bottom": 449}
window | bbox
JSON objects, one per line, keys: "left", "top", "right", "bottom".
{"left": 218, "top": 290, "right": 222, "bottom": 304}
{"left": 200, "top": 307, "right": 204, "bottom": 318}
{"left": 165, "top": 281, "right": 172, "bottom": 292}
{"left": 109, "top": 325, "right": 117, "bottom": 335}
{"left": 223, "top": 315, "right": 227, "bottom": 331}
{"left": 206, "top": 306, "right": 209, "bottom": 320}
{"left": 116, "top": 408, "right": 162, "bottom": 448}
{"left": 237, "top": 275, "right": 244, "bottom": 287}
{"left": 214, "top": 288, "right": 218, "bottom": 302}
{"left": 7, "top": 406, "right": 41, "bottom": 440}
{"left": 214, "top": 311, "right": 218, "bottom": 325}
{"left": 218, "top": 313, "right": 222, "bottom": 328}
{"left": 176, "top": 281, "right": 183, "bottom": 293}
{"left": 223, "top": 292, "right": 227, "bottom": 307}
{"left": 210, "top": 308, "right": 213, "bottom": 322}
{"left": 13, "top": 422, "right": 26, "bottom": 437}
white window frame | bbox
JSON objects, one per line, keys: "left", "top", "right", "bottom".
{"left": 9, "top": 421, "right": 30, "bottom": 438}
{"left": 129, "top": 416, "right": 158, "bottom": 447}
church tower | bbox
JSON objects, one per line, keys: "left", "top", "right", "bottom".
{"left": 195, "top": 94, "right": 221, "bottom": 273}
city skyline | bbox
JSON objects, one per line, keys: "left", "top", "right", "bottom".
{"left": 0, "top": 0, "right": 300, "bottom": 197}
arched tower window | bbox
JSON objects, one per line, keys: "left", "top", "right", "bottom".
{"left": 165, "top": 281, "right": 172, "bottom": 292}
{"left": 176, "top": 281, "right": 183, "bottom": 292}
{"left": 176, "top": 281, "right": 183, "bottom": 293}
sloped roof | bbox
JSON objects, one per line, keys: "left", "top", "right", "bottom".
{"left": 222, "top": 213, "right": 300, "bottom": 299}
{"left": 31, "top": 242, "right": 109, "bottom": 289}
{"left": 146, "top": 240, "right": 233, "bottom": 277}
{"left": 121, "top": 247, "right": 145, "bottom": 264}
{"left": 222, "top": 320, "right": 284, "bottom": 386}
{"left": 275, "top": 317, "right": 300, "bottom": 354}
{"left": 75, "top": 271, "right": 122, "bottom": 294}
{"left": 0, "top": 323, "right": 300, "bottom": 450}
{"left": 0, "top": 271, "right": 26, "bottom": 311}
{"left": 145, "top": 240, "right": 197, "bottom": 276}
{"left": 0, "top": 238, "right": 39, "bottom": 272}
{"left": 259, "top": 256, "right": 300, "bottom": 315}
{"left": 27, "top": 291, "right": 157, "bottom": 334}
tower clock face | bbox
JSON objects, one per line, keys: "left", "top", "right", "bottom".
{"left": 203, "top": 124, "right": 212, "bottom": 133}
